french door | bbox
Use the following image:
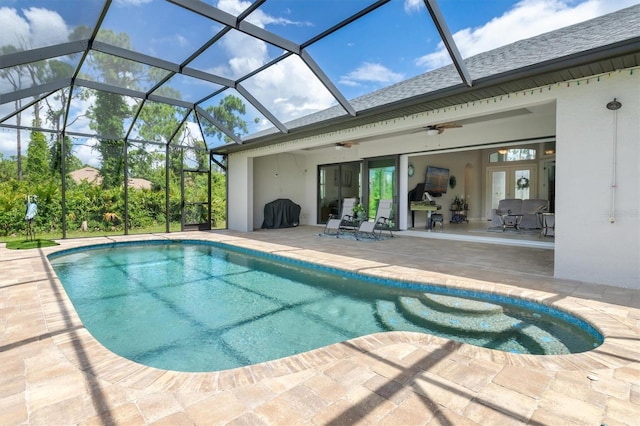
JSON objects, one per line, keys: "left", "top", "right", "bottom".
{"left": 487, "top": 165, "right": 537, "bottom": 215}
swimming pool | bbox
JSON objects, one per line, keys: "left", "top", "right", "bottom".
{"left": 49, "top": 240, "right": 603, "bottom": 372}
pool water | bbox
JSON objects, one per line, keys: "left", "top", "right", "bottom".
{"left": 49, "top": 241, "right": 602, "bottom": 372}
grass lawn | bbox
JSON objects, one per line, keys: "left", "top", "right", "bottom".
{"left": 5, "top": 239, "right": 60, "bottom": 250}
{"left": 1, "top": 222, "right": 226, "bottom": 244}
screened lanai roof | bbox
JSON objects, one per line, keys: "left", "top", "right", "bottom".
{"left": 1, "top": 1, "right": 639, "bottom": 161}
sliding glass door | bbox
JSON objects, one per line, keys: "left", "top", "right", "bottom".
{"left": 317, "top": 162, "right": 362, "bottom": 224}
{"left": 363, "top": 156, "right": 398, "bottom": 229}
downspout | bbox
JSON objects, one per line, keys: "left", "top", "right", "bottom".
{"left": 606, "top": 98, "right": 622, "bottom": 223}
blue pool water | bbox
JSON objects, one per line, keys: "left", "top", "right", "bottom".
{"left": 49, "top": 240, "right": 603, "bottom": 372}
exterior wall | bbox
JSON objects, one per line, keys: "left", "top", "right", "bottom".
{"left": 227, "top": 69, "right": 639, "bottom": 288}
{"left": 227, "top": 155, "right": 253, "bottom": 232}
{"left": 554, "top": 71, "right": 639, "bottom": 289}
{"left": 252, "top": 153, "right": 308, "bottom": 230}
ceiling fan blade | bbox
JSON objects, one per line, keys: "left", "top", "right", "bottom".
{"left": 437, "top": 122, "right": 463, "bottom": 129}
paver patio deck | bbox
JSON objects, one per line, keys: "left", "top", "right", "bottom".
{"left": 1, "top": 227, "right": 638, "bottom": 425}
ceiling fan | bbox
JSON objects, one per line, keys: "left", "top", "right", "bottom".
{"left": 422, "top": 122, "right": 463, "bottom": 135}
{"left": 335, "top": 141, "right": 359, "bottom": 149}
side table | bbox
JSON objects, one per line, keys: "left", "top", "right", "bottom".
{"left": 541, "top": 213, "right": 555, "bottom": 237}
{"left": 449, "top": 209, "right": 468, "bottom": 223}
{"left": 499, "top": 213, "right": 523, "bottom": 231}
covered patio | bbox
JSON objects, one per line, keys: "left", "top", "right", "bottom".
{"left": 1, "top": 229, "right": 638, "bottom": 425}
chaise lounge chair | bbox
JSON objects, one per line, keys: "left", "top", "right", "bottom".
{"left": 355, "top": 199, "right": 394, "bottom": 240}
{"left": 322, "top": 198, "right": 357, "bottom": 237}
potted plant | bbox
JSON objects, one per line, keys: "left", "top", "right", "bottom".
{"left": 451, "top": 196, "right": 463, "bottom": 210}
{"left": 352, "top": 203, "right": 366, "bottom": 220}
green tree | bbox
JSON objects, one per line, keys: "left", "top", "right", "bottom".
{"left": 202, "top": 95, "right": 252, "bottom": 143}
{"left": 49, "top": 134, "right": 81, "bottom": 177}
{"left": 0, "top": 45, "right": 25, "bottom": 180}
{"left": 87, "top": 89, "right": 130, "bottom": 188}
{"left": 85, "top": 30, "right": 141, "bottom": 189}
{"left": 25, "top": 129, "right": 49, "bottom": 183}
{"left": 0, "top": 153, "right": 18, "bottom": 183}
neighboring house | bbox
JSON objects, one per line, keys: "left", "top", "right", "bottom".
{"left": 127, "top": 178, "right": 152, "bottom": 191}
{"left": 70, "top": 167, "right": 152, "bottom": 190}
{"left": 69, "top": 167, "right": 102, "bottom": 186}
{"left": 218, "top": 6, "right": 639, "bottom": 289}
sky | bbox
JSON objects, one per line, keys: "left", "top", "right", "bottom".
{"left": 0, "top": 0, "right": 638, "bottom": 166}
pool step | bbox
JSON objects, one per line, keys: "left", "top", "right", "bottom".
{"left": 376, "top": 297, "right": 572, "bottom": 355}
{"left": 375, "top": 300, "right": 428, "bottom": 333}
{"left": 420, "top": 293, "right": 504, "bottom": 316}
{"left": 398, "top": 296, "right": 517, "bottom": 335}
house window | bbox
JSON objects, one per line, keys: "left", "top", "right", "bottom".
{"left": 489, "top": 148, "right": 536, "bottom": 163}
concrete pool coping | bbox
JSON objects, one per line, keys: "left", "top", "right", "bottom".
{"left": 1, "top": 228, "right": 639, "bottom": 424}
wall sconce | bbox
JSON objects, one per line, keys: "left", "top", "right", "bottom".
{"left": 545, "top": 149, "right": 555, "bottom": 155}
{"left": 497, "top": 148, "right": 508, "bottom": 155}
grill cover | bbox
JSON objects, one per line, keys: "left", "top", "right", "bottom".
{"left": 261, "top": 199, "right": 301, "bottom": 229}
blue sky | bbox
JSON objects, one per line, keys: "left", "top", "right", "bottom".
{"left": 1, "top": 0, "right": 638, "bottom": 163}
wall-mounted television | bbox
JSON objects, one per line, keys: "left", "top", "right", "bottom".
{"left": 424, "top": 166, "right": 449, "bottom": 196}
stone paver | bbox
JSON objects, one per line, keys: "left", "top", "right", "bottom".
{"left": 1, "top": 227, "right": 639, "bottom": 425}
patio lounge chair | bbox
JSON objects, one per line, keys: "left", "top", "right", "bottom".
{"left": 322, "top": 198, "right": 357, "bottom": 237}
{"left": 355, "top": 199, "right": 394, "bottom": 240}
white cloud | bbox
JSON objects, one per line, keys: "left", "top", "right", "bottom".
{"left": 217, "top": 0, "right": 312, "bottom": 28}
{"left": 0, "top": 7, "right": 68, "bottom": 50}
{"left": 0, "top": 101, "right": 34, "bottom": 158}
{"left": 222, "top": 31, "right": 269, "bottom": 78}
{"left": 23, "top": 7, "right": 68, "bottom": 46}
{"left": 403, "top": 0, "right": 422, "bottom": 13}
{"left": 0, "top": 7, "right": 30, "bottom": 49}
{"left": 204, "top": 0, "right": 336, "bottom": 123}
{"left": 71, "top": 137, "right": 101, "bottom": 168}
{"left": 339, "top": 62, "right": 405, "bottom": 88}
{"left": 244, "top": 55, "right": 337, "bottom": 122}
{"left": 0, "top": 128, "right": 26, "bottom": 158}
{"left": 114, "top": 0, "right": 152, "bottom": 6}
{"left": 216, "top": 0, "right": 252, "bottom": 17}
{"left": 416, "top": 0, "right": 640, "bottom": 70}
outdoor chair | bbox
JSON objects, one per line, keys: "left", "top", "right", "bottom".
{"left": 322, "top": 198, "right": 357, "bottom": 237}
{"left": 355, "top": 199, "right": 394, "bottom": 240}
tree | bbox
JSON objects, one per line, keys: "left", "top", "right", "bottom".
{"left": 0, "top": 153, "right": 18, "bottom": 183}
{"left": 84, "top": 30, "right": 142, "bottom": 189}
{"left": 202, "top": 95, "right": 253, "bottom": 143}
{"left": 49, "top": 134, "right": 81, "bottom": 177}
{"left": 25, "top": 129, "right": 49, "bottom": 183}
{"left": 0, "top": 45, "right": 25, "bottom": 180}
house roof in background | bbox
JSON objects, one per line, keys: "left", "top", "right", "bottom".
{"left": 69, "top": 166, "right": 151, "bottom": 189}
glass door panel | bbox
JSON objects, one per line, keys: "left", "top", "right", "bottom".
{"left": 364, "top": 156, "right": 398, "bottom": 228}
{"left": 317, "top": 162, "right": 361, "bottom": 224}
{"left": 514, "top": 169, "right": 531, "bottom": 199}
{"left": 487, "top": 166, "right": 536, "bottom": 217}
{"left": 491, "top": 170, "right": 506, "bottom": 210}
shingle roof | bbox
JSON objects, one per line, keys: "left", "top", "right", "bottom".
{"left": 239, "top": 4, "right": 640, "bottom": 148}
